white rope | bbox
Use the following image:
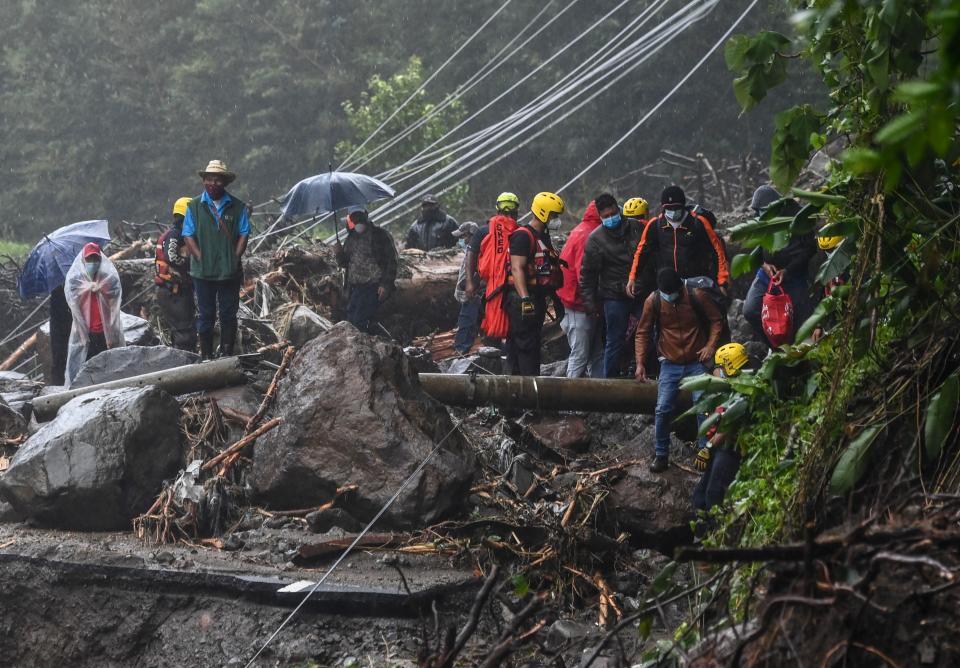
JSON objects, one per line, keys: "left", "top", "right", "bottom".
{"left": 336, "top": 0, "right": 515, "bottom": 170}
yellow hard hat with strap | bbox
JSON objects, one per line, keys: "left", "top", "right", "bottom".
{"left": 530, "top": 192, "right": 564, "bottom": 223}
{"left": 172, "top": 197, "right": 192, "bottom": 217}
{"left": 623, "top": 197, "right": 648, "bottom": 218}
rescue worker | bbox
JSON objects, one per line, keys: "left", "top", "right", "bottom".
{"left": 405, "top": 194, "right": 458, "bottom": 251}
{"left": 335, "top": 207, "right": 398, "bottom": 333}
{"left": 811, "top": 233, "right": 846, "bottom": 342}
{"left": 578, "top": 193, "right": 646, "bottom": 377}
{"left": 557, "top": 199, "right": 604, "bottom": 378}
{"left": 464, "top": 192, "right": 519, "bottom": 301}
{"left": 63, "top": 243, "right": 124, "bottom": 385}
{"left": 181, "top": 160, "right": 250, "bottom": 359}
{"left": 505, "top": 192, "right": 565, "bottom": 375}
{"left": 622, "top": 197, "right": 648, "bottom": 224}
{"left": 627, "top": 186, "right": 730, "bottom": 300}
{"left": 635, "top": 267, "right": 724, "bottom": 473}
{"left": 742, "top": 185, "right": 817, "bottom": 347}
{"left": 452, "top": 221, "right": 481, "bottom": 354}
{"left": 693, "top": 343, "right": 750, "bottom": 515}
{"left": 155, "top": 197, "right": 197, "bottom": 351}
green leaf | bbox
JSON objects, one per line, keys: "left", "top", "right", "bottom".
{"left": 817, "top": 217, "right": 861, "bottom": 238}
{"left": 815, "top": 242, "right": 853, "bottom": 284}
{"left": 874, "top": 111, "right": 924, "bottom": 145}
{"left": 677, "top": 392, "right": 730, "bottom": 420}
{"left": 637, "top": 615, "right": 654, "bottom": 642}
{"left": 841, "top": 147, "right": 882, "bottom": 174}
{"left": 731, "top": 247, "right": 762, "bottom": 278}
{"left": 719, "top": 397, "right": 749, "bottom": 429}
{"left": 724, "top": 35, "right": 753, "bottom": 71}
{"left": 512, "top": 574, "right": 530, "bottom": 598}
{"left": 698, "top": 411, "right": 722, "bottom": 437}
{"left": 796, "top": 297, "right": 835, "bottom": 342}
{"left": 646, "top": 562, "right": 678, "bottom": 598}
{"left": 726, "top": 32, "right": 792, "bottom": 112}
{"left": 830, "top": 425, "right": 884, "bottom": 495}
{"left": 791, "top": 188, "right": 847, "bottom": 205}
{"left": 680, "top": 374, "right": 731, "bottom": 393}
{"left": 894, "top": 80, "right": 943, "bottom": 103}
{"left": 924, "top": 374, "right": 960, "bottom": 460}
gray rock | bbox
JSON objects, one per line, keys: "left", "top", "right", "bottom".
{"left": 539, "top": 360, "right": 568, "bottom": 377}
{"left": 72, "top": 345, "right": 199, "bottom": 388}
{"left": 608, "top": 458, "right": 696, "bottom": 552}
{"left": 545, "top": 620, "right": 596, "bottom": 651}
{"left": 0, "top": 386, "right": 183, "bottom": 530}
{"left": 0, "top": 395, "right": 27, "bottom": 439}
{"left": 0, "top": 500, "right": 23, "bottom": 523}
{"left": 306, "top": 507, "right": 364, "bottom": 533}
{"left": 526, "top": 415, "right": 591, "bottom": 456}
{"left": 253, "top": 322, "right": 477, "bottom": 527}
{"left": 273, "top": 303, "right": 332, "bottom": 348}
{"left": 36, "top": 314, "right": 159, "bottom": 384}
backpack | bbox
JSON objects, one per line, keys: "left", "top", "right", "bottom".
{"left": 506, "top": 226, "right": 564, "bottom": 291}
{"left": 477, "top": 215, "right": 518, "bottom": 339}
{"left": 154, "top": 227, "right": 187, "bottom": 293}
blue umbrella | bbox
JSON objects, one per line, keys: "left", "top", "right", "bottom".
{"left": 17, "top": 219, "right": 111, "bottom": 299}
{"left": 279, "top": 171, "right": 396, "bottom": 218}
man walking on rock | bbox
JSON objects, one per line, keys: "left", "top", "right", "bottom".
{"left": 182, "top": 160, "right": 250, "bottom": 359}
{"left": 635, "top": 267, "right": 724, "bottom": 473}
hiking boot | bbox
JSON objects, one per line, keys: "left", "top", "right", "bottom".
{"left": 199, "top": 331, "right": 214, "bottom": 361}
{"left": 649, "top": 455, "right": 669, "bottom": 473}
{"left": 219, "top": 324, "right": 237, "bottom": 357}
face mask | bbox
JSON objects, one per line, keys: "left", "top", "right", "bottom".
{"left": 457, "top": 239, "right": 467, "bottom": 250}
{"left": 84, "top": 261, "right": 100, "bottom": 279}
{"left": 353, "top": 223, "right": 368, "bottom": 234}
{"left": 547, "top": 217, "right": 561, "bottom": 231}
{"left": 205, "top": 183, "right": 225, "bottom": 200}
{"left": 664, "top": 208, "right": 685, "bottom": 225}
{"left": 601, "top": 213, "right": 622, "bottom": 229}
{"left": 659, "top": 290, "right": 680, "bottom": 303}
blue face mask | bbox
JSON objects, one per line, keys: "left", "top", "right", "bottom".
{"left": 84, "top": 261, "right": 100, "bottom": 279}
{"left": 601, "top": 213, "right": 622, "bottom": 229}
{"left": 457, "top": 239, "right": 467, "bottom": 250}
{"left": 659, "top": 290, "right": 680, "bottom": 303}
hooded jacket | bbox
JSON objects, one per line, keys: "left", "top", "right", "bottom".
{"left": 629, "top": 208, "right": 730, "bottom": 290}
{"left": 556, "top": 201, "right": 602, "bottom": 310}
{"left": 578, "top": 217, "right": 646, "bottom": 313}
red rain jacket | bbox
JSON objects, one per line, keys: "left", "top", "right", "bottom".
{"left": 556, "top": 201, "right": 601, "bottom": 311}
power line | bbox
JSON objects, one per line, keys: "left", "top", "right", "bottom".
{"left": 336, "top": 0, "right": 516, "bottom": 170}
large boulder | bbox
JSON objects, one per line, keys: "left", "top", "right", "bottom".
{"left": 71, "top": 345, "right": 199, "bottom": 388}
{"left": 36, "top": 313, "right": 159, "bottom": 384}
{"left": 0, "top": 395, "right": 27, "bottom": 439}
{"left": 272, "top": 303, "right": 332, "bottom": 348}
{"left": 0, "top": 386, "right": 183, "bottom": 530}
{"left": 252, "top": 322, "right": 477, "bottom": 527}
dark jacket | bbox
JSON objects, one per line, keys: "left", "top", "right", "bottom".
{"left": 760, "top": 200, "right": 817, "bottom": 277}
{"left": 635, "top": 287, "right": 724, "bottom": 365}
{"left": 335, "top": 226, "right": 398, "bottom": 290}
{"left": 578, "top": 219, "right": 645, "bottom": 314}
{"left": 629, "top": 208, "right": 730, "bottom": 290}
{"left": 405, "top": 211, "right": 458, "bottom": 251}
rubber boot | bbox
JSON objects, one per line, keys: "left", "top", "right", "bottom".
{"left": 199, "top": 331, "right": 214, "bottom": 361}
{"left": 219, "top": 323, "right": 237, "bottom": 357}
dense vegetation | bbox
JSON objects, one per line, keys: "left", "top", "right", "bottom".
{"left": 0, "top": 0, "right": 808, "bottom": 239}
{"left": 626, "top": 1, "right": 959, "bottom": 663}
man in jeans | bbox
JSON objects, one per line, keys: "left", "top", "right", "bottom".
{"left": 182, "top": 160, "right": 250, "bottom": 359}
{"left": 634, "top": 267, "right": 724, "bottom": 472}
{"left": 452, "top": 221, "right": 481, "bottom": 354}
{"left": 556, "top": 200, "right": 603, "bottom": 378}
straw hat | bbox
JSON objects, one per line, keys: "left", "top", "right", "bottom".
{"left": 198, "top": 159, "right": 236, "bottom": 184}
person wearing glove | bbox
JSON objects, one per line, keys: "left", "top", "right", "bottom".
{"left": 504, "top": 192, "right": 565, "bottom": 375}
{"left": 692, "top": 343, "right": 751, "bottom": 516}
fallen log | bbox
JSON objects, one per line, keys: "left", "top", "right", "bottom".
{"left": 418, "top": 374, "right": 691, "bottom": 415}
{"left": 32, "top": 356, "right": 250, "bottom": 421}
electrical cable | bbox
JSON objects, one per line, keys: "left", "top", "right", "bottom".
{"left": 337, "top": 0, "right": 515, "bottom": 170}
{"left": 244, "top": 420, "right": 464, "bottom": 667}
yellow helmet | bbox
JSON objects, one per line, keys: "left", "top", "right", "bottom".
{"left": 496, "top": 191, "right": 520, "bottom": 213}
{"left": 623, "top": 197, "right": 648, "bottom": 218}
{"left": 817, "top": 235, "right": 843, "bottom": 251}
{"left": 715, "top": 343, "right": 749, "bottom": 376}
{"left": 172, "top": 197, "right": 192, "bottom": 217}
{"left": 531, "top": 191, "right": 565, "bottom": 223}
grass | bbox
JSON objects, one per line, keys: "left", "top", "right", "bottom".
{"left": 0, "top": 239, "right": 31, "bottom": 259}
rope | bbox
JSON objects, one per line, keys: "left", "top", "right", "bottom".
{"left": 244, "top": 419, "right": 463, "bottom": 666}
{"left": 336, "top": 0, "right": 515, "bottom": 170}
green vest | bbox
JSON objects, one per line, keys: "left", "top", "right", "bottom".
{"left": 188, "top": 194, "right": 246, "bottom": 280}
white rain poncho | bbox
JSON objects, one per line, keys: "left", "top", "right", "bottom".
{"left": 63, "top": 248, "right": 124, "bottom": 385}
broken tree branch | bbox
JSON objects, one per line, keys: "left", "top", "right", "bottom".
{"left": 245, "top": 345, "right": 295, "bottom": 433}
{"left": 201, "top": 417, "right": 282, "bottom": 472}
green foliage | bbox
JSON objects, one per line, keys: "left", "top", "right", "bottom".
{"left": 0, "top": 239, "right": 31, "bottom": 259}
{"left": 924, "top": 374, "right": 960, "bottom": 460}
{"left": 511, "top": 573, "right": 531, "bottom": 598}
{"left": 829, "top": 424, "right": 884, "bottom": 495}
{"left": 769, "top": 105, "right": 825, "bottom": 191}
{"left": 725, "top": 31, "right": 792, "bottom": 112}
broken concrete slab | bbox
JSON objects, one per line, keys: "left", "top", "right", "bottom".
{"left": 72, "top": 345, "right": 200, "bottom": 388}
{"left": 253, "top": 322, "right": 477, "bottom": 527}
{"left": 0, "top": 386, "right": 183, "bottom": 530}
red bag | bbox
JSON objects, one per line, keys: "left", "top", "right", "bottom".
{"left": 761, "top": 277, "right": 794, "bottom": 347}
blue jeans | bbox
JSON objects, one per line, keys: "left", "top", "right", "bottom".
{"left": 347, "top": 283, "right": 380, "bottom": 333}
{"left": 693, "top": 448, "right": 742, "bottom": 512}
{"left": 193, "top": 276, "right": 241, "bottom": 335}
{"left": 602, "top": 299, "right": 633, "bottom": 378}
{"left": 453, "top": 298, "right": 482, "bottom": 353}
{"left": 743, "top": 269, "right": 811, "bottom": 346}
{"left": 655, "top": 360, "right": 706, "bottom": 458}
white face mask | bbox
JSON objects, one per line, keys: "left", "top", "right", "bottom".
{"left": 664, "top": 208, "right": 686, "bottom": 227}
{"left": 353, "top": 223, "right": 368, "bottom": 234}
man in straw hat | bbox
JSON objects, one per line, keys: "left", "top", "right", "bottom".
{"left": 182, "top": 159, "right": 251, "bottom": 359}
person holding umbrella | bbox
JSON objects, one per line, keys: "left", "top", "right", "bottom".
{"left": 181, "top": 160, "right": 250, "bottom": 359}
{"left": 63, "top": 243, "right": 124, "bottom": 385}
{"left": 335, "top": 207, "right": 397, "bottom": 334}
